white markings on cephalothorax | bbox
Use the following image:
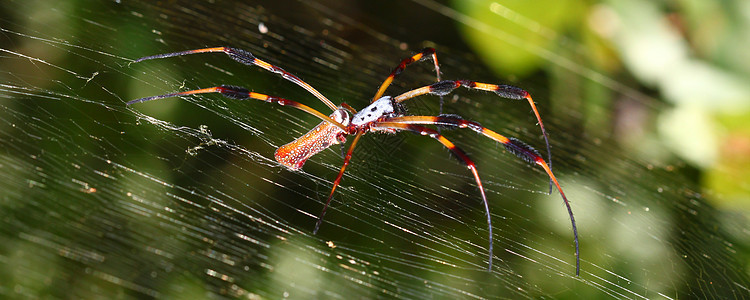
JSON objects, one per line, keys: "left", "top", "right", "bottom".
{"left": 351, "top": 96, "right": 395, "bottom": 126}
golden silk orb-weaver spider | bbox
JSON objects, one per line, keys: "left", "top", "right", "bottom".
{"left": 127, "top": 47, "right": 579, "bottom": 275}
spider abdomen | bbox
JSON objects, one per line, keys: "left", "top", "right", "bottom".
{"left": 274, "top": 108, "right": 349, "bottom": 170}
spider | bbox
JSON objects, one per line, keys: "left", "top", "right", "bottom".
{"left": 127, "top": 46, "right": 579, "bottom": 275}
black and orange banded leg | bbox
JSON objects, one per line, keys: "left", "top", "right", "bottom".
{"left": 132, "top": 47, "right": 339, "bottom": 112}
{"left": 313, "top": 131, "right": 365, "bottom": 234}
{"left": 371, "top": 121, "right": 494, "bottom": 271}
{"left": 126, "top": 85, "right": 347, "bottom": 131}
{"left": 381, "top": 115, "right": 579, "bottom": 276}
{"left": 372, "top": 47, "right": 441, "bottom": 102}
{"left": 394, "top": 80, "right": 554, "bottom": 194}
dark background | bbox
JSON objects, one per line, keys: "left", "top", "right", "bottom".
{"left": 1, "top": 0, "right": 749, "bottom": 298}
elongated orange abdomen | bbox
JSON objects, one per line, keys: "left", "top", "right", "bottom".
{"left": 274, "top": 109, "right": 349, "bottom": 170}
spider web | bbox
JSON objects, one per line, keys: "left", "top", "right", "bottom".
{"left": 1, "top": 0, "right": 748, "bottom": 298}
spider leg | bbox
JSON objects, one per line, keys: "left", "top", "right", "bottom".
{"left": 313, "top": 131, "right": 365, "bottom": 234}
{"left": 126, "top": 85, "right": 347, "bottom": 131}
{"left": 395, "top": 80, "right": 554, "bottom": 194}
{"left": 372, "top": 48, "right": 441, "bottom": 102}
{"left": 370, "top": 121, "right": 494, "bottom": 271}
{"left": 382, "top": 115, "right": 579, "bottom": 276}
{"left": 132, "top": 47, "right": 339, "bottom": 111}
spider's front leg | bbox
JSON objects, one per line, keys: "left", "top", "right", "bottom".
{"left": 394, "top": 79, "right": 555, "bottom": 194}
{"left": 370, "top": 121, "right": 495, "bottom": 271}
{"left": 373, "top": 48, "right": 441, "bottom": 101}
{"left": 380, "top": 114, "right": 580, "bottom": 276}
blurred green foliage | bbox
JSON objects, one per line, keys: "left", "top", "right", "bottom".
{"left": 454, "top": 0, "right": 750, "bottom": 212}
